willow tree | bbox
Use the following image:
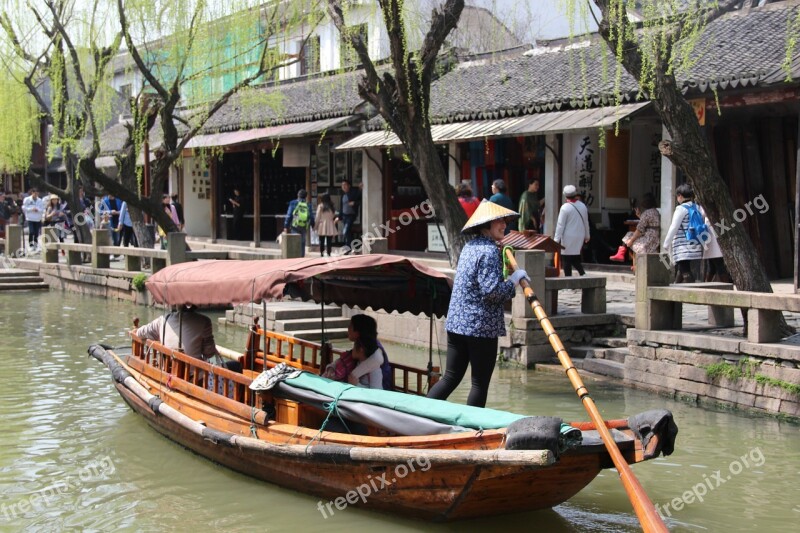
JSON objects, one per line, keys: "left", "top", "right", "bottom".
{"left": 327, "top": 0, "right": 468, "bottom": 265}
{"left": 578, "top": 1, "right": 791, "bottom": 318}
{"left": 0, "top": 0, "right": 320, "bottom": 249}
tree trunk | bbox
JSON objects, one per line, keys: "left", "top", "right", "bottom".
{"left": 407, "top": 130, "right": 468, "bottom": 263}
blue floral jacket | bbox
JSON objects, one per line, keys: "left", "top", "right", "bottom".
{"left": 445, "top": 236, "right": 515, "bottom": 338}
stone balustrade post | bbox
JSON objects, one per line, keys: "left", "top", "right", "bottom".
{"left": 512, "top": 250, "right": 545, "bottom": 319}
{"left": 42, "top": 227, "right": 59, "bottom": 264}
{"left": 166, "top": 232, "right": 187, "bottom": 265}
{"left": 92, "top": 229, "right": 111, "bottom": 269}
{"left": 636, "top": 252, "right": 680, "bottom": 330}
{"left": 281, "top": 232, "right": 302, "bottom": 259}
{"left": 362, "top": 236, "right": 388, "bottom": 255}
{"left": 5, "top": 224, "right": 23, "bottom": 258}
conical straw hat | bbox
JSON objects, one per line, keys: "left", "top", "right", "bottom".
{"left": 462, "top": 199, "right": 519, "bottom": 233}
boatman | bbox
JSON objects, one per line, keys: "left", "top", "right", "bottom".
{"left": 134, "top": 305, "right": 218, "bottom": 361}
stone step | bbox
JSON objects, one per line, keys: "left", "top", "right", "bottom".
{"left": 0, "top": 269, "right": 39, "bottom": 278}
{"left": 592, "top": 337, "right": 628, "bottom": 349}
{"left": 579, "top": 358, "right": 625, "bottom": 379}
{"left": 275, "top": 317, "right": 351, "bottom": 332}
{"left": 0, "top": 275, "right": 45, "bottom": 283}
{"left": 568, "top": 346, "right": 598, "bottom": 359}
{"left": 0, "top": 282, "right": 49, "bottom": 291}
{"left": 604, "top": 347, "right": 629, "bottom": 364}
{"left": 234, "top": 302, "right": 343, "bottom": 321}
{"left": 289, "top": 328, "right": 350, "bottom": 341}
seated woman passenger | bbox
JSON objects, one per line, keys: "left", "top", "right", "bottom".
{"left": 347, "top": 338, "right": 392, "bottom": 390}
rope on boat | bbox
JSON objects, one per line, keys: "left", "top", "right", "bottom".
{"left": 250, "top": 407, "right": 259, "bottom": 439}
{"left": 306, "top": 389, "right": 350, "bottom": 450}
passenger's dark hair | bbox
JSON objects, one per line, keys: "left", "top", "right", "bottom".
{"left": 492, "top": 179, "right": 506, "bottom": 193}
{"left": 640, "top": 192, "right": 657, "bottom": 210}
{"left": 676, "top": 183, "right": 694, "bottom": 200}
{"left": 350, "top": 314, "right": 377, "bottom": 339}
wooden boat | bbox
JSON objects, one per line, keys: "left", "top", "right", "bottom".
{"left": 90, "top": 255, "right": 677, "bottom": 521}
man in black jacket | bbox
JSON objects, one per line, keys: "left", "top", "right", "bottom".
{"left": 334, "top": 180, "right": 361, "bottom": 254}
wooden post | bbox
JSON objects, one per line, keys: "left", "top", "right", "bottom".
{"left": 91, "top": 229, "right": 111, "bottom": 269}
{"left": 636, "top": 253, "right": 680, "bottom": 330}
{"left": 512, "top": 250, "right": 544, "bottom": 319}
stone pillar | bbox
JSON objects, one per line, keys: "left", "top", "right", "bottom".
{"left": 512, "top": 250, "right": 545, "bottom": 319}
{"left": 362, "top": 148, "right": 383, "bottom": 247}
{"left": 635, "top": 252, "right": 681, "bottom": 330}
{"left": 5, "top": 224, "right": 23, "bottom": 258}
{"left": 92, "top": 229, "right": 111, "bottom": 269}
{"left": 660, "top": 124, "right": 677, "bottom": 247}
{"left": 363, "top": 236, "right": 388, "bottom": 255}
{"left": 42, "top": 227, "right": 59, "bottom": 264}
{"left": 166, "top": 232, "right": 187, "bottom": 265}
{"left": 281, "top": 232, "right": 301, "bottom": 258}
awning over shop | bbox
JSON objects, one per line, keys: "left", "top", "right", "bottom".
{"left": 335, "top": 102, "right": 651, "bottom": 150}
{"left": 186, "top": 115, "right": 360, "bottom": 149}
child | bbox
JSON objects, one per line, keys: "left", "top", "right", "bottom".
{"left": 323, "top": 344, "right": 357, "bottom": 381}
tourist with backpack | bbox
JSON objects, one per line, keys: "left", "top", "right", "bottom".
{"left": 663, "top": 183, "right": 705, "bottom": 283}
{"left": 283, "top": 189, "right": 314, "bottom": 257}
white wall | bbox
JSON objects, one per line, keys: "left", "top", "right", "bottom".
{"left": 182, "top": 157, "right": 213, "bottom": 237}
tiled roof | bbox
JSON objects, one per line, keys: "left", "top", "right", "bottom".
{"left": 428, "top": 1, "right": 800, "bottom": 124}
{"left": 201, "top": 69, "right": 367, "bottom": 132}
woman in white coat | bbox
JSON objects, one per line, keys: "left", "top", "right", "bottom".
{"left": 663, "top": 183, "right": 704, "bottom": 283}
{"left": 698, "top": 205, "right": 728, "bottom": 282}
{"left": 554, "top": 185, "right": 591, "bottom": 276}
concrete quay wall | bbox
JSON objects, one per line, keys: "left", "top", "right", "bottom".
{"left": 623, "top": 329, "right": 800, "bottom": 419}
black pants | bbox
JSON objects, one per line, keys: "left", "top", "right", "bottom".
{"left": 120, "top": 225, "right": 137, "bottom": 247}
{"left": 28, "top": 221, "right": 41, "bottom": 245}
{"left": 561, "top": 254, "right": 585, "bottom": 277}
{"left": 319, "top": 235, "right": 333, "bottom": 256}
{"left": 427, "top": 332, "right": 498, "bottom": 408}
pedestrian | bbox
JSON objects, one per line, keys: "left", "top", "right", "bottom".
{"left": 488, "top": 179, "right": 514, "bottom": 211}
{"left": 43, "top": 195, "right": 68, "bottom": 244}
{"left": 314, "top": 193, "right": 337, "bottom": 257}
{"left": 698, "top": 205, "right": 729, "bottom": 282}
{"left": 100, "top": 194, "right": 122, "bottom": 246}
{"left": 171, "top": 194, "right": 184, "bottom": 231}
{"left": 554, "top": 185, "right": 591, "bottom": 276}
{"left": 518, "top": 178, "right": 542, "bottom": 232}
{"left": 157, "top": 194, "right": 181, "bottom": 250}
{"left": 427, "top": 200, "right": 529, "bottom": 408}
{"left": 22, "top": 188, "right": 44, "bottom": 250}
{"left": 228, "top": 187, "right": 244, "bottom": 240}
{"left": 456, "top": 182, "right": 480, "bottom": 217}
{"left": 283, "top": 189, "right": 314, "bottom": 257}
{"left": 334, "top": 179, "right": 361, "bottom": 254}
{"left": 115, "top": 201, "right": 138, "bottom": 252}
{"left": 611, "top": 192, "right": 660, "bottom": 270}
{"left": 663, "top": 183, "right": 704, "bottom": 283}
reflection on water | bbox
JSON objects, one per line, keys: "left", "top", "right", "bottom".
{"left": 0, "top": 291, "right": 797, "bottom": 531}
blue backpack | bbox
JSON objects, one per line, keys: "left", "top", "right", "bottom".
{"left": 682, "top": 203, "right": 709, "bottom": 244}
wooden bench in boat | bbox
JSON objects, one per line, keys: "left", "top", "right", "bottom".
{"left": 238, "top": 322, "right": 440, "bottom": 396}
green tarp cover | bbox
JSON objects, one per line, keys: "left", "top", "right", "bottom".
{"left": 285, "top": 372, "right": 527, "bottom": 430}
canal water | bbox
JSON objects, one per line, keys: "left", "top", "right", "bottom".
{"left": 1, "top": 291, "right": 797, "bottom": 532}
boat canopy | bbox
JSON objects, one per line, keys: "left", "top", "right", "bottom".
{"left": 145, "top": 254, "right": 453, "bottom": 317}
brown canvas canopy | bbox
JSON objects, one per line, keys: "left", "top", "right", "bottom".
{"left": 146, "top": 254, "right": 453, "bottom": 317}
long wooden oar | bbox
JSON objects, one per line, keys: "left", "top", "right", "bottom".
{"left": 504, "top": 249, "right": 668, "bottom": 533}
